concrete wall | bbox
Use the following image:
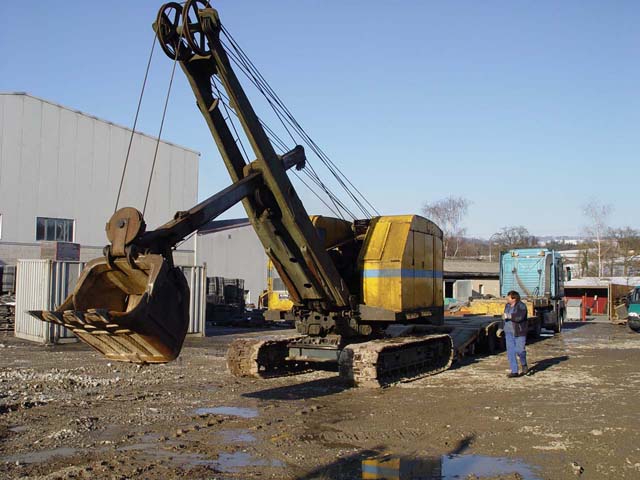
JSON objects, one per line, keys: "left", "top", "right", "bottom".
{"left": 470, "top": 279, "right": 500, "bottom": 298}
{"left": 0, "top": 93, "right": 198, "bottom": 265}
{"left": 196, "top": 225, "right": 267, "bottom": 306}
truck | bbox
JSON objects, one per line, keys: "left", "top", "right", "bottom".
{"left": 29, "top": 0, "right": 455, "bottom": 388}
{"left": 625, "top": 286, "right": 640, "bottom": 332}
{"left": 500, "top": 248, "right": 567, "bottom": 335}
{"left": 462, "top": 248, "right": 567, "bottom": 336}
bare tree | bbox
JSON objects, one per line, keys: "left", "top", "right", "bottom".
{"left": 582, "top": 200, "right": 612, "bottom": 277}
{"left": 422, "top": 196, "right": 470, "bottom": 257}
{"left": 492, "top": 226, "right": 538, "bottom": 252}
{"left": 609, "top": 227, "right": 640, "bottom": 276}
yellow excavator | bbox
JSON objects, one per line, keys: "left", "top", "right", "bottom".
{"left": 30, "top": 1, "right": 453, "bottom": 387}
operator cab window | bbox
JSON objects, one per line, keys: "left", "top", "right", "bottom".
{"left": 36, "top": 217, "right": 75, "bottom": 242}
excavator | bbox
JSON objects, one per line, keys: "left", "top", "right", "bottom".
{"left": 29, "top": 1, "right": 453, "bottom": 388}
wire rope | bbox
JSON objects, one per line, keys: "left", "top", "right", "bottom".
{"left": 219, "top": 27, "right": 379, "bottom": 218}
{"left": 115, "top": 33, "right": 157, "bottom": 213}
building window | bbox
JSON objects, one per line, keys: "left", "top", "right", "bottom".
{"left": 0, "top": 213, "right": 2, "bottom": 239}
{"left": 36, "top": 217, "right": 74, "bottom": 242}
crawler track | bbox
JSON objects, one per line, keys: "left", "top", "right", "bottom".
{"left": 226, "top": 335, "right": 307, "bottom": 377}
{"left": 338, "top": 334, "right": 454, "bottom": 388}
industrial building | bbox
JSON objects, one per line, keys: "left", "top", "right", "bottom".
{"left": 443, "top": 259, "right": 500, "bottom": 299}
{"left": 0, "top": 93, "right": 199, "bottom": 266}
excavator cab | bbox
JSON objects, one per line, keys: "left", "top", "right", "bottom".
{"left": 29, "top": 208, "right": 191, "bottom": 363}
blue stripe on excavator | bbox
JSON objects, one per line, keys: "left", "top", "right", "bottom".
{"left": 362, "top": 269, "right": 443, "bottom": 278}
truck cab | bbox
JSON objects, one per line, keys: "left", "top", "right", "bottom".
{"left": 500, "top": 248, "right": 567, "bottom": 335}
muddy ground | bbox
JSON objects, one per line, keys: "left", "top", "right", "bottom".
{"left": 1, "top": 319, "right": 639, "bottom": 479}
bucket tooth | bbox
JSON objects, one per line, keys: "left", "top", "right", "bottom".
{"left": 38, "top": 311, "right": 65, "bottom": 325}
{"left": 62, "top": 310, "right": 85, "bottom": 326}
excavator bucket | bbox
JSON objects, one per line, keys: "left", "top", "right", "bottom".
{"left": 28, "top": 254, "right": 190, "bottom": 364}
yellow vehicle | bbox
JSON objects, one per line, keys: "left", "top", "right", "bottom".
{"left": 30, "top": 1, "right": 453, "bottom": 387}
{"left": 259, "top": 259, "right": 294, "bottom": 320}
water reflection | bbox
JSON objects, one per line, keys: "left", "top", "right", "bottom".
{"left": 362, "top": 454, "right": 541, "bottom": 479}
{"left": 193, "top": 406, "right": 258, "bottom": 418}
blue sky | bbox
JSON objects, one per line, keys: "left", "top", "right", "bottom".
{"left": 1, "top": 1, "right": 638, "bottom": 238}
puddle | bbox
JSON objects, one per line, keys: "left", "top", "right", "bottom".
{"left": 362, "top": 454, "right": 541, "bottom": 479}
{"left": 116, "top": 443, "right": 280, "bottom": 472}
{"left": 117, "top": 443, "right": 215, "bottom": 466}
{"left": 218, "top": 451, "right": 283, "bottom": 472}
{"left": 1, "top": 447, "right": 78, "bottom": 464}
{"left": 194, "top": 406, "right": 258, "bottom": 418}
{"left": 218, "top": 429, "right": 257, "bottom": 444}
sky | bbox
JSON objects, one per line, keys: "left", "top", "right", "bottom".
{"left": 1, "top": 1, "right": 638, "bottom": 238}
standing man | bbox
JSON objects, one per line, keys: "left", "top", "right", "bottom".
{"left": 503, "top": 290, "right": 529, "bottom": 377}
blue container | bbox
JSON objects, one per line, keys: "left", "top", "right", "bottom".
{"left": 500, "top": 248, "right": 565, "bottom": 299}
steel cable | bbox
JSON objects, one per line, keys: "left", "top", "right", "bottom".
{"left": 211, "top": 76, "right": 350, "bottom": 219}
{"left": 220, "top": 28, "right": 376, "bottom": 218}
{"left": 143, "top": 28, "right": 186, "bottom": 216}
{"left": 115, "top": 33, "right": 157, "bottom": 213}
{"left": 220, "top": 39, "right": 352, "bottom": 219}
{"left": 220, "top": 28, "right": 379, "bottom": 217}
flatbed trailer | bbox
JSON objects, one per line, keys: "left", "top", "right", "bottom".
{"left": 389, "top": 315, "right": 503, "bottom": 363}
{"left": 444, "top": 315, "right": 503, "bottom": 359}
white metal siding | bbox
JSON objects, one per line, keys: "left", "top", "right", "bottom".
{"left": 0, "top": 93, "right": 198, "bottom": 257}
{"left": 14, "top": 260, "right": 53, "bottom": 343}
{"left": 181, "top": 265, "right": 207, "bottom": 335}
{"left": 197, "top": 225, "right": 268, "bottom": 305}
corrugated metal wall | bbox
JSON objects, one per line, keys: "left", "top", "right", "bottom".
{"left": 15, "top": 260, "right": 207, "bottom": 343}
{"left": 180, "top": 265, "right": 207, "bottom": 335}
{"left": 0, "top": 93, "right": 198, "bottom": 261}
{"left": 500, "top": 250, "right": 546, "bottom": 298}
{"left": 14, "top": 260, "right": 80, "bottom": 343}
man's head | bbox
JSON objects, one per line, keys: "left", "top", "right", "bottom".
{"left": 507, "top": 290, "right": 521, "bottom": 306}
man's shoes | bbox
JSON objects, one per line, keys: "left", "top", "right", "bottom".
{"left": 521, "top": 365, "right": 529, "bottom": 376}
{"left": 506, "top": 373, "right": 519, "bottom": 378}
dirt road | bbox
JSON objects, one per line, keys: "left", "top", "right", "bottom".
{"left": 1, "top": 320, "right": 639, "bottom": 479}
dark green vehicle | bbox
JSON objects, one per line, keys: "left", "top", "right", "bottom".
{"left": 627, "top": 286, "right": 640, "bottom": 332}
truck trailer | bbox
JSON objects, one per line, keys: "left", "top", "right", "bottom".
{"left": 459, "top": 248, "right": 567, "bottom": 336}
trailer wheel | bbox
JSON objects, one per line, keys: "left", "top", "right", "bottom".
{"left": 551, "top": 309, "right": 564, "bottom": 334}
{"left": 486, "top": 331, "right": 497, "bottom": 354}
{"left": 531, "top": 317, "right": 542, "bottom": 339}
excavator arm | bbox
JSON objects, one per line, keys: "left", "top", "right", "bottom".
{"left": 167, "top": 6, "right": 350, "bottom": 311}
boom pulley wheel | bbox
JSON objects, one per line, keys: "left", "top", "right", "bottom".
{"left": 183, "top": 0, "right": 213, "bottom": 56}
{"left": 155, "top": 2, "right": 192, "bottom": 61}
